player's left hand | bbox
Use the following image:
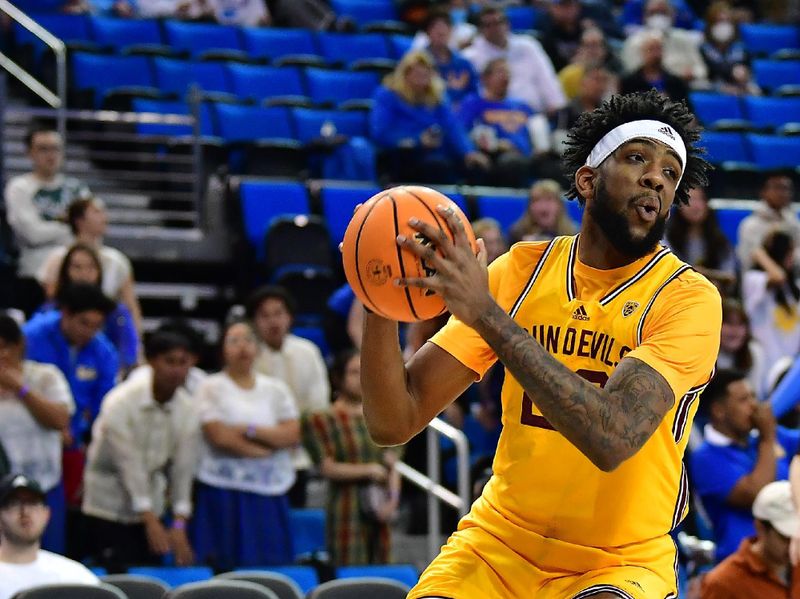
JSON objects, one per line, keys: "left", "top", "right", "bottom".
{"left": 396, "top": 205, "right": 493, "bottom": 327}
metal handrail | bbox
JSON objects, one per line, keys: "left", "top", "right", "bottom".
{"left": 0, "top": 0, "right": 67, "bottom": 139}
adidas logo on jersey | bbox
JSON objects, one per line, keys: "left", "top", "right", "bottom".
{"left": 572, "top": 305, "right": 590, "bottom": 321}
{"left": 658, "top": 126, "right": 675, "bottom": 140}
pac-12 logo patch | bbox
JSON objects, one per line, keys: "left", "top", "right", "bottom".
{"left": 622, "top": 301, "right": 640, "bottom": 317}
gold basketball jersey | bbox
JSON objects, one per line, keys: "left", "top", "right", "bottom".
{"left": 431, "top": 235, "right": 721, "bottom": 555}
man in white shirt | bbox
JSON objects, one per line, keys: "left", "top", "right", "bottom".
{"left": 463, "top": 5, "right": 567, "bottom": 114}
{"left": 0, "top": 473, "right": 98, "bottom": 599}
{"left": 82, "top": 330, "right": 200, "bottom": 571}
{"left": 246, "top": 286, "right": 330, "bottom": 507}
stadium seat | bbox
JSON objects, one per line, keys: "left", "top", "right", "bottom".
{"left": 476, "top": 194, "right": 528, "bottom": 236}
{"left": 132, "top": 98, "right": 215, "bottom": 138}
{"left": 215, "top": 571, "right": 303, "bottom": 599}
{"left": 305, "top": 69, "right": 380, "bottom": 107}
{"left": 273, "top": 268, "right": 337, "bottom": 324}
{"left": 214, "top": 104, "right": 296, "bottom": 143}
{"left": 505, "top": 6, "right": 544, "bottom": 32}
{"left": 307, "top": 578, "right": 409, "bottom": 599}
{"left": 329, "top": 0, "right": 400, "bottom": 28}
{"left": 321, "top": 184, "right": 382, "bottom": 246}
{"left": 240, "top": 28, "right": 319, "bottom": 63}
{"left": 336, "top": 565, "right": 420, "bottom": 588}
{"left": 101, "top": 574, "right": 170, "bottom": 599}
{"left": 747, "top": 134, "right": 800, "bottom": 169}
{"left": 90, "top": 17, "right": 165, "bottom": 52}
{"left": 14, "top": 13, "right": 92, "bottom": 51}
{"left": 238, "top": 180, "right": 310, "bottom": 248}
{"left": 388, "top": 34, "right": 414, "bottom": 59}
{"left": 292, "top": 108, "right": 369, "bottom": 144}
{"left": 153, "top": 58, "right": 232, "bottom": 99}
{"left": 688, "top": 92, "right": 745, "bottom": 127}
{"left": 752, "top": 59, "right": 800, "bottom": 93}
{"left": 127, "top": 567, "right": 213, "bottom": 588}
{"left": 11, "top": 584, "right": 127, "bottom": 599}
{"left": 232, "top": 567, "right": 318, "bottom": 596}
{"left": 288, "top": 508, "right": 327, "bottom": 558}
{"left": 743, "top": 96, "right": 800, "bottom": 129}
{"left": 712, "top": 205, "right": 752, "bottom": 246}
{"left": 263, "top": 214, "right": 333, "bottom": 275}
{"left": 290, "top": 325, "right": 331, "bottom": 358}
{"left": 699, "top": 131, "right": 752, "bottom": 164}
{"left": 71, "top": 52, "right": 156, "bottom": 108}
{"left": 227, "top": 64, "right": 307, "bottom": 103}
{"left": 316, "top": 32, "right": 393, "bottom": 68}
{"left": 564, "top": 198, "right": 583, "bottom": 226}
{"left": 739, "top": 24, "right": 800, "bottom": 56}
{"left": 163, "top": 21, "right": 245, "bottom": 59}
{"left": 165, "top": 580, "right": 278, "bottom": 599}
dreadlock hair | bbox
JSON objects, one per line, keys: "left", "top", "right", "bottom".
{"left": 562, "top": 90, "right": 710, "bottom": 206}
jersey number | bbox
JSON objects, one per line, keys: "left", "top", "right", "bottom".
{"left": 520, "top": 369, "right": 609, "bottom": 429}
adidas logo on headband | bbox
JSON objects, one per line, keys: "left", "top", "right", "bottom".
{"left": 657, "top": 126, "right": 675, "bottom": 140}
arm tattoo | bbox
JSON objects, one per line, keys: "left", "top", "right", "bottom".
{"left": 474, "top": 302, "right": 675, "bottom": 469}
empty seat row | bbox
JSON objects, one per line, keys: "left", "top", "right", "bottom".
{"left": 690, "top": 92, "right": 800, "bottom": 129}
{"left": 739, "top": 23, "right": 800, "bottom": 56}
{"left": 700, "top": 131, "right": 800, "bottom": 169}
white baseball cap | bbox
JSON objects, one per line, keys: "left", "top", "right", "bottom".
{"left": 752, "top": 481, "right": 800, "bottom": 538}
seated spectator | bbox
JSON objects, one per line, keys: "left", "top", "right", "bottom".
{"left": 691, "top": 369, "right": 799, "bottom": 561}
{"left": 420, "top": 9, "right": 479, "bottom": 107}
{"left": 620, "top": 0, "right": 698, "bottom": 34}
{"left": 303, "top": 350, "right": 400, "bottom": 566}
{"left": 38, "top": 197, "right": 142, "bottom": 338}
{"left": 5, "top": 123, "right": 91, "bottom": 316}
{"left": 463, "top": 5, "right": 567, "bottom": 114}
{"left": 622, "top": 0, "right": 708, "bottom": 85}
{"left": 0, "top": 474, "right": 98, "bottom": 599}
{"left": 193, "top": 320, "right": 300, "bottom": 569}
{"left": 82, "top": 331, "right": 199, "bottom": 572}
{"left": 36, "top": 243, "right": 138, "bottom": 374}
{"left": 370, "top": 50, "right": 490, "bottom": 184}
{"left": 411, "top": 0, "right": 477, "bottom": 51}
{"left": 508, "top": 179, "right": 576, "bottom": 244}
{"left": 665, "top": 186, "right": 737, "bottom": 293}
{"left": 717, "top": 299, "right": 767, "bottom": 402}
{"left": 246, "top": 286, "right": 330, "bottom": 507}
{"left": 458, "top": 58, "right": 562, "bottom": 187}
{"left": 554, "top": 65, "right": 616, "bottom": 149}
{"left": 557, "top": 27, "right": 622, "bottom": 100}
{"left": 701, "top": 481, "right": 800, "bottom": 598}
{"left": 621, "top": 31, "right": 689, "bottom": 103}
{"left": 742, "top": 230, "right": 800, "bottom": 372}
{"left": 0, "top": 316, "right": 71, "bottom": 554}
{"left": 700, "top": 1, "right": 760, "bottom": 95}
{"left": 471, "top": 217, "right": 508, "bottom": 265}
{"left": 537, "top": 0, "right": 588, "bottom": 72}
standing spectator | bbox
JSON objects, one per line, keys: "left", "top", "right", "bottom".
{"left": 4, "top": 123, "right": 90, "bottom": 315}
{"left": 0, "top": 474, "right": 98, "bottom": 599}
{"left": 193, "top": 320, "right": 299, "bottom": 569}
{"left": 620, "top": 31, "right": 690, "bottom": 103}
{"left": 717, "top": 299, "right": 768, "bottom": 402}
{"left": 370, "top": 50, "right": 489, "bottom": 184}
{"left": 691, "top": 370, "right": 799, "bottom": 561}
{"left": 0, "top": 316, "right": 72, "bottom": 554}
{"left": 508, "top": 179, "right": 576, "bottom": 244}
{"left": 420, "top": 9, "right": 480, "bottom": 107}
{"left": 82, "top": 331, "right": 199, "bottom": 572}
{"left": 246, "top": 286, "right": 330, "bottom": 507}
{"left": 463, "top": 6, "right": 567, "bottom": 113}
{"left": 701, "top": 481, "right": 800, "bottom": 598}
{"left": 700, "top": 1, "right": 760, "bottom": 95}
{"left": 304, "top": 350, "right": 400, "bottom": 566}
{"left": 411, "top": 0, "right": 477, "bottom": 51}
{"left": 557, "top": 27, "right": 622, "bottom": 100}
{"left": 38, "top": 198, "right": 142, "bottom": 338}
{"left": 736, "top": 173, "right": 799, "bottom": 273}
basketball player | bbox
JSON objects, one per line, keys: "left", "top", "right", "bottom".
{"left": 360, "top": 90, "right": 721, "bottom": 598}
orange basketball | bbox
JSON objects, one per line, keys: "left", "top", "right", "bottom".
{"left": 341, "top": 185, "right": 477, "bottom": 322}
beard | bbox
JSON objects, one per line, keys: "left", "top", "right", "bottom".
{"left": 588, "top": 179, "right": 668, "bottom": 260}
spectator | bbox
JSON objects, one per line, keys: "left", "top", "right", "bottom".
{"left": 82, "top": 331, "right": 199, "bottom": 572}
{"left": 420, "top": 9, "right": 480, "bottom": 107}
{"left": 193, "top": 320, "right": 299, "bottom": 569}
{"left": 717, "top": 299, "right": 767, "bottom": 402}
{"left": 411, "top": 0, "right": 477, "bottom": 51}
{"left": 246, "top": 286, "right": 330, "bottom": 507}
{"left": 471, "top": 217, "right": 508, "bottom": 265}
{"left": 5, "top": 123, "right": 91, "bottom": 315}
{"left": 557, "top": 27, "right": 621, "bottom": 101}
{"left": 701, "top": 480, "right": 800, "bottom": 598}
{"left": 700, "top": 1, "right": 760, "bottom": 95}
{"left": 304, "top": 350, "right": 400, "bottom": 565}
{"left": 508, "top": 179, "right": 576, "bottom": 244}
{"left": 691, "top": 369, "right": 799, "bottom": 561}
{"left": 742, "top": 230, "right": 800, "bottom": 372}
{"left": 0, "top": 316, "right": 71, "bottom": 554}
{"left": 622, "top": 0, "right": 708, "bottom": 84}
{"left": 458, "top": 58, "right": 562, "bottom": 187}
{"left": 620, "top": 30, "right": 689, "bottom": 103}
{"left": 537, "top": 0, "right": 587, "bottom": 72}
{"left": 0, "top": 474, "right": 98, "bottom": 599}
{"left": 463, "top": 5, "right": 567, "bottom": 113}
{"left": 621, "top": 0, "right": 698, "bottom": 34}
{"left": 736, "top": 173, "right": 799, "bottom": 273}
{"left": 38, "top": 198, "right": 142, "bottom": 338}
{"left": 370, "top": 50, "right": 490, "bottom": 184}
{"left": 665, "top": 186, "right": 737, "bottom": 293}
{"left": 553, "top": 65, "right": 616, "bottom": 148}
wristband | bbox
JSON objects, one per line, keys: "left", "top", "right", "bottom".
{"left": 172, "top": 519, "right": 186, "bottom": 531}
{"left": 17, "top": 385, "right": 30, "bottom": 400}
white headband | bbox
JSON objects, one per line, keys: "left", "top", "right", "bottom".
{"left": 585, "top": 119, "right": 687, "bottom": 185}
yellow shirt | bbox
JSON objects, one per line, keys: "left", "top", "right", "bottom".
{"left": 431, "top": 235, "right": 721, "bottom": 551}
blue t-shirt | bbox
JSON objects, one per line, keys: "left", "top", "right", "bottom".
{"left": 690, "top": 426, "right": 800, "bottom": 560}
{"left": 429, "top": 48, "right": 479, "bottom": 107}
{"left": 457, "top": 93, "right": 535, "bottom": 156}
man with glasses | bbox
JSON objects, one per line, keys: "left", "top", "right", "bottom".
{"left": 0, "top": 473, "right": 98, "bottom": 599}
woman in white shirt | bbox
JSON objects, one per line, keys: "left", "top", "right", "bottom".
{"left": 716, "top": 298, "right": 768, "bottom": 401}
{"left": 192, "top": 320, "right": 300, "bottom": 569}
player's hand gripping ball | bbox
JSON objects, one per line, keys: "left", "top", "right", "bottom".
{"left": 341, "top": 185, "right": 478, "bottom": 322}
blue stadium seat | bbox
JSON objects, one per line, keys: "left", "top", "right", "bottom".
{"left": 316, "top": 32, "right": 393, "bottom": 68}
{"left": 688, "top": 92, "right": 745, "bottom": 127}
{"left": 388, "top": 34, "right": 413, "bottom": 59}
{"left": 700, "top": 131, "right": 752, "bottom": 164}
{"left": 305, "top": 68, "right": 380, "bottom": 106}
{"left": 752, "top": 59, "right": 800, "bottom": 92}
{"left": 747, "top": 134, "right": 800, "bottom": 169}
{"left": 214, "top": 104, "right": 296, "bottom": 143}
{"left": 238, "top": 567, "right": 319, "bottom": 595}
{"left": 292, "top": 108, "right": 369, "bottom": 143}
{"left": 227, "top": 64, "right": 306, "bottom": 103}
{"left": 71, "top": 52, "right": 155, "bottom": 108}
{"left": 127, "top": 566, "right": 213, "bottom": 587}
{"left": 289, "top": 508, "right": 326, "bottom": 558}
{"left": 291, "top": 325, "right": 330, "bottom": 357}
{"left": 336, "top": 565, "right": 419, "bottom": 588}
{"left": 90, "top": 17, "right": 164, "bottom": 51}
{"left": 739, "top": 24, "right": 800, "bottom": 56}
{"left": 131, "top": 98, "right": 215, "bottom": 137}
{"left": 743, "top": 96, "right": 800, "bottom": 129}
{"left": 505, "top": 6, "right": 543, "bottom": 32}
{"left": 476, "top": 194, "right": 527, "bottom": 236}
{"left": 565, "top": 199, "right": 583, "bottom": 226}
{"left": 329, "top": 0, "right": 400, "bottom": 27}
{"left": 163, "top": 21, "right": 244, "bottom": 58}
{"left": 321, "top": 184, "right": 382, "bottom": 245}
{"left": 15, "top": 14, "right": 92, "bottom": 57}
{"left": 713, "top": 206, "right": 752, "bottom": 246}
{"left": 239, "top": 180, "right": 311, "bottom": 247}
{"left": 153, "top": 58, "right": 232, "bottom": 98}
{"left": 240, "top": 27, "right": 319, "bottom": 62}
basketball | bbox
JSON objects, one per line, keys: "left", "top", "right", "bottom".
{"left": 341, "top": 185, "right": 478, "bottom": 322}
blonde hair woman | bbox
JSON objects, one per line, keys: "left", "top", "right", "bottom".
{"left": 509, "top": 179, "right": 576, "bottom": 244}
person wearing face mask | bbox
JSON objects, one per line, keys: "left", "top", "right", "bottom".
{"left": 700, "top": 1, "right": 760, "bottom": 95}
{"left": 622, "top": 0, "right": 708, "bottom": 85}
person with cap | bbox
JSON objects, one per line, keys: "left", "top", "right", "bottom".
{"left": 0, "top": 473, "right": 98, "bottom": 599}
{"left": 701, "top": 480, "right": 800, "bottom": 598}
